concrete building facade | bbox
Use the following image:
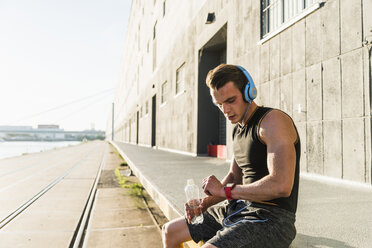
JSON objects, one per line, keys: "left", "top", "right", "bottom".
{"left": 108, "top": 0, "right": 372, "bottom": 185}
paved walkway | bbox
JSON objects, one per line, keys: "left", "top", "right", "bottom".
{"left": 84, "top": 142, "right": 164, "bottom": 247}
{"left": 112, "top": 141, "right": 372, "bottom": 248}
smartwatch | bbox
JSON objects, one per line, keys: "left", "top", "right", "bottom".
{"left": 224, "top": 183, "right": 236, "bottom": 200}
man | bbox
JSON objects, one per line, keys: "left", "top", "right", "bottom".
{"left": 162, "top": 64, "right": 300, "bottom": 248}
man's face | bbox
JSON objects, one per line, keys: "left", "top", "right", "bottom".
{"left": 210, "top": 81, "right": 248, "bottom": 124}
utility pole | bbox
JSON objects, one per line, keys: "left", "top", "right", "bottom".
{"left": 111, "top": 102, "right": 114, "bottom": 141}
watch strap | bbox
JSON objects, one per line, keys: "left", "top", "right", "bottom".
{"left": 224, "top": 183, "right": 235, "bottom": 200}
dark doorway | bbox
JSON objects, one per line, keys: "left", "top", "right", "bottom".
{"left": 151, "top": 95, "right": 157, "bottom": 147}
{"left": 197, "top": 24, "right": 227, "bottom": 155}
{"left": 136, "top": 111, "right": 139, "bottom": 144}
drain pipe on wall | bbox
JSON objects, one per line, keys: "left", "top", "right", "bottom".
{"left": 363, "top": 32, "right": 372, "bottom": 185}
{"left": 369, "top": 44, "right": 372, "bottom": 185}
{"left": 365, "top": 39, "right": 372, "bottom": 185}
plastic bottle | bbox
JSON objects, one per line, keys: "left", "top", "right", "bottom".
{"left": 184, "top": 179, "right": 203, "bottom": 224}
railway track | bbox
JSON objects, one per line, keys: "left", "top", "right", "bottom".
{"left": 0, "top": 141, "right": 106, "bottom": 247}
{"left": 68, "top": 151, "right": 106, "bottom": 248}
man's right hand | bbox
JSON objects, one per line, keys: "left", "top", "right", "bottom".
{"left": 185, "top": 199, "right": 203, "bottom": 224}
{"left": 185, "top": 196, "right": 224, "bottom": 224}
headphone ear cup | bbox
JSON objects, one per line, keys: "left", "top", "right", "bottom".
{"left": 236, "top": 65, "right": 257, "bottom": 103}
{"left": 244, "top": 83, "right": 257, "bottom": 103}
{"left": 249, "top": 86, "right": 257, "bottom": 101}
{"left": 244, "top": 84, "right": 251, "bottom": 103}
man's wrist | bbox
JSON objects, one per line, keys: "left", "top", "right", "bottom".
{"left": 219, "top": 187, "right": 226, "bottom": 198}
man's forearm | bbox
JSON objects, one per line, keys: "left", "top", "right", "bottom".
{"left": 229, "top": 175, "right": 293, "bottom": 202}
{"left": 201, "top": 195, "right": 225, "bottom": 211}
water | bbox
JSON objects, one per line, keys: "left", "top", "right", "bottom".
{"left": 0, "top": 141, "right": 81, "bottom": 160}
{"left": 189, "top": 205, "right": 204, "bottom": 225}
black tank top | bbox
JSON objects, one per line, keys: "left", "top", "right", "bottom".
{"left": 232, "top": 106, "right": 300, "bottom": 213}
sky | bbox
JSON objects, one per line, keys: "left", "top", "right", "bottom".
{"left": 0, "top": 0, "right": 131, "bottom": 131}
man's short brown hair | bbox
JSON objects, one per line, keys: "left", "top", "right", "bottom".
{"left": 206, "top": 64, "right": 247, "bottom": 94}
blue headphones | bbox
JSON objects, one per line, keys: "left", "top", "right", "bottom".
{"left": 235, "top": 65, "right": 257, "bottom": 103}
{"left": 212, "top": 65, "right": 257, "bottom": 106}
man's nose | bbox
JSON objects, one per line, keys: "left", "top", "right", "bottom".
{"left": 221, "top": 103, "right": 229, "bottom": 114}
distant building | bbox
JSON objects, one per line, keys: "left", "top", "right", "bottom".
{"left": 35, "top": 124, "right": 64, "bottom": 140}
{"left": 108, "top": 0, "right": 372, "bottom": 185}
{"left": 37, "top": 124, "right": 61, "bottom": 130}
{"left": 0, "top": 125, "right": 105, "bottom": 141}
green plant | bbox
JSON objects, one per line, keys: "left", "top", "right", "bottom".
{"left": 114, "top": 167, "right": 128, "bottom": 186}
{"left": 128, "top": 183, "right": 144, "bottom": 197}
{"left": 114, "top": 167, "right": 144, "bottom": 198}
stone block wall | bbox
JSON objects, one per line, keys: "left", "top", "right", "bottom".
{"left": 109, "top": 0, "right": 371, "bottom": 184}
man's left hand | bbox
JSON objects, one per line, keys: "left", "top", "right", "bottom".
{"left": 202, "top": 175, "right": 224, "bottom": 197}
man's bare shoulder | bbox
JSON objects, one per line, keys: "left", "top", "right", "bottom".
{"left": 259, "top": 109, "right": 297, "bottom": 144}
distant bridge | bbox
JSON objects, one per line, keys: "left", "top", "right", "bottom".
{"left": 0, "top": 128, "right": 105, "bottom": 141}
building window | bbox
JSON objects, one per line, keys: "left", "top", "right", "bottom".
{"left": 153, "top": 21, "right": 157, "bottom": 70}
{"left": 261, "top": 0, "right": 318, "bottom": 38}
{"left": 153, "top": 21, "right": 157, "bottom": 40}
{"left": 161, "top": 81, "right": 168, "bottom": 104}
{"left": 176, "top": 63, "right": 185, "bottom": 95}
{"left": 163, "top": 0, "right": 166, "bottom": 17}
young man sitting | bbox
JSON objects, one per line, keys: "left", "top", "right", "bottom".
{"left": 162, "top": 64, "right": 300, "bottom": 248}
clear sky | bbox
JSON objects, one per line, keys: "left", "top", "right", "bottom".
{"left": 0, "top": 0, "right": 131, "bottom": 131}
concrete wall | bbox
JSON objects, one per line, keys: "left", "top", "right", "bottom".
{"left": 108, "top": 0, "right": 372, "bottom": 185}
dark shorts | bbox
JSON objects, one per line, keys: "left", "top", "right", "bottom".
{"left": 186, "top": 200, "right": 296, "bottom": 248}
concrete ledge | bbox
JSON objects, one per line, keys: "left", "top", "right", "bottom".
{"left": 110, "top": 141, "right": 372, "bottom": 248}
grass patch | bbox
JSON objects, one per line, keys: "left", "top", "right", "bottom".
{"left": 114, "top": 167, "right": 144, "bottom": 198}
{"left": 115, "top": 167, "right": 128, "bottom": 186}
{"left": 128, "top": 183, "right": 144, "bottom": 197}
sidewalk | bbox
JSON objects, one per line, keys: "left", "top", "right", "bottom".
{"left": 112, "top": 141, "right": 372, "bottom": 248}
{"left": 83, "top": 143, "right": 164, "bottom": 247}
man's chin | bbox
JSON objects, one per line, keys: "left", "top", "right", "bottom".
{"left": 228, "top": 119, "right": 238, "bottom": 124}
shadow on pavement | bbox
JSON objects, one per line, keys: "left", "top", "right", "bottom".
{"left": 292, "top": 233, "right": 357, "bottom": 248}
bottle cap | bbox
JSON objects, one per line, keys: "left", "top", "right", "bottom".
{"left": 187, "top": 179, "right": 194, "bottom": 185}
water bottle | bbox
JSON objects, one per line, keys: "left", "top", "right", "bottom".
{"left": 185, "top": 179, "right": 203, "bottom": 224}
